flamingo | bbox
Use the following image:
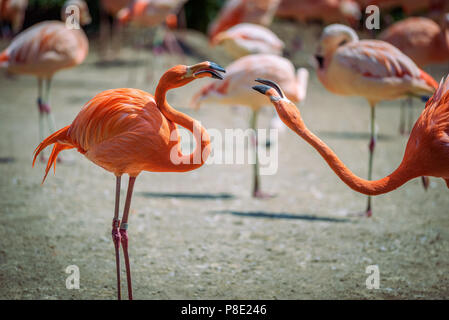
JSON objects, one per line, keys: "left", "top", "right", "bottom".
{"left": 314, "top": 24, "right": 438, "bottom": 216}
{"left": 211, "top": 23, "right": 285, "bottom": 59}
{"left": 32, "top": 61, "right": 226, "bottom": 300}
{"left": 117, "top": 0, "right": 187, "bottom": 55}
{"left": 252, "top": 76, "right": 449, "bottom": 206}
{"left": 208, "top": 0, "right": 281, "bottom": 41}
{"left": 0, "top": 0, "right": 28, "bottom": 37}
{"left": 379, "top": 15, "right": 449, "bottom": 133}
{"left": 191, "top": 54, "right": 308, "bottom": 198}
{"left": 0, "top": 5, "right": 90, "bottom": 160}
{"left": 99, "top": 0, "right": 132, "bottom": 61}
{"left": 379, "top": 15, "right": 449, "bottom": 68}
{"left": 276, "top": 0, "right": 361, "bottom": 28}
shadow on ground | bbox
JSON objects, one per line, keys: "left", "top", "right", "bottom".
{"left": 137, "top": 192, "right": 234, "bottom": 200}
{"left": 211, "top": 210, "right": 351, "bottom": 222}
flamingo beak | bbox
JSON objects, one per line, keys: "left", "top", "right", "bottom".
{"left": 192, "top": 61, "right": 226, "bottom": 80}
{"left": 253, "top": 78, "right": 285, "bottom": 98}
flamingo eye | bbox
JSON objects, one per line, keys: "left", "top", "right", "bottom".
{"left": 338, "top": 39, "right": 347, "bottom": 46}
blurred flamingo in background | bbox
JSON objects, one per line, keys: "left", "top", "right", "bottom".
{"left": 208, "top": 0, "right": 281, "bottom": 41}
{"left": 191, "top": 54, "right": 308, "bottom": 198}
{"left": 380, "top": 15, "right": 449, "bottom": 68}
{"left": 314, "top": 24, "right": 438, "bottom": 216}
{"left": 0, "top": 1, "right": 90, "bottom": 160}
{"left": 276, "top": 0, "right": 361, "bottom": 28}
{"left": 117, "top": 0, "right": 187, "bottom": 55}
{"left": 252, "top": 76, "right": 449, "bottom": 206}
{"left": 32, "top": 61, "right": 225, "bottom": 300}
{"left": 0, "top": 0, "right": 28, "bottom": 37}
{"left": 99, "top": 0, "right": 132, "bottom": 61}
{"left": 211, "top": 23, "right": 285, "bottom": 59}
{"left": 380, "top": 14, "right": 449, "bottom": 133}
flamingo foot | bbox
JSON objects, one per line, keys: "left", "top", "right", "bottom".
{"left": 253, "top": 190, "right": 275, "bottom": 199}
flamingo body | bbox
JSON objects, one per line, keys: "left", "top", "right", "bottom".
{"left": 276, "top": 0, "right": 361, "bottom": 27}
{"left": 316, "top": 25, "right": 437, "bottom": 104}
{"left": 0, "top": 0, "right": 28, "bottom": 34}
{"left": 212, "top": 23, "right": 285, "bottom": 59}
{"left": 379, "top": 16, "right": 449, "bottom": 67}
{"left": 192, "top": 54, "right": 307, "bottom": 110}
{"left": 0, "top": 21, "right": 88, "bottom": 77}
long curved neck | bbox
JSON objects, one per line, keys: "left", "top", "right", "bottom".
{"left": 274, "top": 101, "right": 418, "bottom": 195}
{"left": 155, "top": 82, "right": 211, "bottom": 172}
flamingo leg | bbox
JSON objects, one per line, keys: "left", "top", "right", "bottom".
{"left": 119, "top": 176, "right": 136, "bottom": 300}
{"left": 37, "top": 78, "right": 45, "bottom": 161}
{"left": 399, "top": 99, "right": 406, "bottom": 135}
{"left": 44, "top": 77, "right": 56, "bottom": 134}
{"left": 250, "top": 110, "right": 271, "bottom": 198}
{"left": 366, "top": 104, "right": 376, "bottom": 217}
{"left": 406, "top": 96, "right": 413, "bottom": 134}
{"left": 112, "top": 176, "right": 122, "bottom": 300}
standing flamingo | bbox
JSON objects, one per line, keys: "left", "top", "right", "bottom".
{"left": 0, "top": 0, "right": 28, "bottom": 37}
{"left": 32, "top": 61, "right": 225, "bottom": 300}
{"left": 191, "top": 54, "right": 308, "bottom": 198}
{"left": 253, "top": 77, "right": 449, "bottom": 204}
{"left": 211, "top": 23, "right": 285, "bottom": 59}
{"left": 314, "top": 24, "right": 438, "bottom": 216}
{"left": 208, "top": 0, "right": 281, "bottom": 41}
{"left": 0, "top": 6, "right": 90, "bottom": 160}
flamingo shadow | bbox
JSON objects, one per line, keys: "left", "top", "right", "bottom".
{"left": 0, "top": 157, "right": 15, "bottom": 164}
{"left": 211, "top": 210, "right": 350, "bottom": 223}
{"left": 317, "top": 131, "right": 395, "bottom": 141}
{"left": 137, "top": 192, "right": 235, "bottom": 200}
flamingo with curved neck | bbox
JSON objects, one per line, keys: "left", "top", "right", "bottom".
{"left": 33, "top": 61, "right": 226, "bottom": 300}
{"left": 252, "top": 77, "right": 449, "bottom": 207}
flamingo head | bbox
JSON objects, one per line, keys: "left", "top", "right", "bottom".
{"left": 159, "top": 61, "right": 226, "bottom": 89}
{"left": 252, "top": 78, "right": 286, "bottom": 103}
{"left": 315, "top": 24, "right": 358, "bottom": 65}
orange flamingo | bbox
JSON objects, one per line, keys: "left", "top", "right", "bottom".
{"left": 0, "top": 8, "right": 90, "bottom": 160}
{"left": 276, "top": 0, "right": 361, "bottom": 28}
{"left": 32, "top": 61, "right": 226, "bottom": 300}
{"left": 0, "top": 0, "right": 28, "bottom": 37}
{"left": 191, "top": 54, "right": 308, "bottom": 198}
{"left": 208, "top": 0, "right": 281, "bottom": 41}
{"left": 211, "top": 23, "right": 285, "bottom": 59}
{"left": 253, "top": 77, "right": 449, "bottom": 204}
{"left": 314, "top": 24, "right": 438, "bottom": 216}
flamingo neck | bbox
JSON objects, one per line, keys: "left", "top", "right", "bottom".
{"left": 155, "top": 82, "right": 211, "bottom": 172}
{"left": 274, "top": 101, "right": 418, "bottom": 195}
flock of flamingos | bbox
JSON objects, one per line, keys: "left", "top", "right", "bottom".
{"left": 1, "top": 0, "right": 448, "bottom": 300}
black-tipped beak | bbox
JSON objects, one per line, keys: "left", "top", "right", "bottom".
{"left": 315, "top": 55, "right": 324, "bottom": 68}
{"left": 252, "top": 85, "right": 271, "bottom": 95}
{"left": 193, "top": 61, "right": 226, "bottom": 80}
{"left": 255, "top": 78, "right": 284, "bottom": 98}
{"left": 208, "top": 62, "right": 226, "bottom": 73}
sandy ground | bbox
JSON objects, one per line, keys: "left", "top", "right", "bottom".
{"left": 1, "top": 22, "right": 449, "bottom": 300}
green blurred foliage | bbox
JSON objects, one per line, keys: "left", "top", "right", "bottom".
{"left": 184, "top": 0, "right": 225, "bottom": 33}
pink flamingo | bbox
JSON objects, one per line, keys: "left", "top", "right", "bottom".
{"left": 211, "top": 22, "right": 285, "bottom": 59}
{"left": 0, "top": 0, "right": 28, "bottom": 37}
{"left": 314, "top": 24, "right": 438, "bottom": 216}
{"left": 0, "top": 9, "right": 90, "bottom": 159}
{"left": 191, "top": 54, "right": 308, "bottom": 198}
